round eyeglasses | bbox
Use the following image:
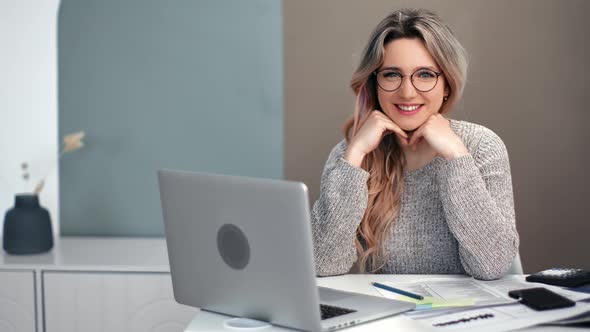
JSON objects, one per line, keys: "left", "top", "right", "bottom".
{"left": 374, "top": 68, "right": 443, "bottom": 92}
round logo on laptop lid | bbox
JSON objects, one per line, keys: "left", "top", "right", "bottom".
{"left": 217, "top": 223, "right": 250, "bottom": 270}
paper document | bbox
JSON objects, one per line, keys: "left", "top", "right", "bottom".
{"left": 543, "top": 307, "right": 590, "bottom": 325}
{"left": 372, "top": 277, "right": 515, "bottom": 311}
{"left": 372, "top": 275, "right": 590, "bottom": 317}
{"left": 418, "top": 301, "right": 590, "bottom": 331}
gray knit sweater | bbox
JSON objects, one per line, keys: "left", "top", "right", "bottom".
{"left": 310, "top": 119, "right": 519, "bottom": 280}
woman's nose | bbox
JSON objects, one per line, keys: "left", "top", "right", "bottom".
{"left": 398, "top": 77, "right": 418, "bottom": 99}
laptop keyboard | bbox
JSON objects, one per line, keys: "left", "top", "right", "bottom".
{"left": 319, "top": 304, "right": 356, "bottom": 320}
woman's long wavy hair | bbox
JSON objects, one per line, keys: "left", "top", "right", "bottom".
{"left": 345, "top": 9, "right": 468, "bottom": 272}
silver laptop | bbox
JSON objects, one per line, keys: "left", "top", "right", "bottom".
{"left": 158, "top": 170, "right": 414, "bottom": 332}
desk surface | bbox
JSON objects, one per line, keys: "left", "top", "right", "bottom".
{"left": 186, "top": 274, "right": 589, "bottom": 332}
{"left": 3, "top": 237, "right": 585, "bottom": 331}
{"left": 317, "top": 274, "right": 589, "bottom": 332}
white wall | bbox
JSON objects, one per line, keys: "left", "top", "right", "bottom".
{"left": 0, "top": 0, "right": 60, "bottom": 238}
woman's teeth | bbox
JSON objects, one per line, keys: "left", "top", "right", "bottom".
{"left": 397, "top": 104, "right": 421, "bottom": 111}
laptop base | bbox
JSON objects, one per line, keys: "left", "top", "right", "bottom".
{"left": 184, "top": 310, "right": 296, "bottom": 332}
{"left": 224, "top": 317, "right": 272, "bottom": 329}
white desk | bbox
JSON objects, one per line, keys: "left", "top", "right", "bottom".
{"left": 317, "top": 274, "right": 589, "bottom": 331}
{"left": 185, "top": 274, "right": 590, "bottom": 332}
{"left": 2, "top": 237, "right": 585, "bottom": 332}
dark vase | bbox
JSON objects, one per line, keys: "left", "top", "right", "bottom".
{"left": 3, "top": 194, "right": 54, "bottom": 254}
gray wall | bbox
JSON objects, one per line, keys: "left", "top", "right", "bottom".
{"left": 284, "top": 0, "right": 590, "bottom": 272}
{"left": 58, "top": 0, "right": 283, "bottom": 236}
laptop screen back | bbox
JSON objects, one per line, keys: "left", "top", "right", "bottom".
{"left": 158, "top": 170, "right": 323, "bottom": 331}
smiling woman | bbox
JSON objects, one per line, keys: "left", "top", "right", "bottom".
{"left": 375, "top": 39, "right": 449, "bottom": 132}
{"left": 310, "top": 8, "right": 519, "bottom": 280}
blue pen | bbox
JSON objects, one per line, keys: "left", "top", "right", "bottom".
{"left": 371, "top": 282, "right": 424, "bottom": 300}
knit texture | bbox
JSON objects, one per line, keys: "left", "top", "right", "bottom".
{"left": 311, "top": 119, "right": 519, "bottom": 280}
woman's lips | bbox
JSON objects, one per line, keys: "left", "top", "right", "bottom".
{"left": 395, "top": 104, "right": 423, "bottom": 116}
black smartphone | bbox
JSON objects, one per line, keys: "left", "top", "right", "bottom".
{"left": 508, "top": 287, "right": 576, "bottom": 311}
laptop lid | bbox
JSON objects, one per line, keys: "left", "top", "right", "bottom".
{"left": 158, "top": 170, "right": 323, "bottom": 332}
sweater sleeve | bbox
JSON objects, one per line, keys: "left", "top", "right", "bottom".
{"left": 436, "top": 129, "right": 520, "bottom": 280}
{"left": 310, "top": 140, "right": 370, "bottom": 276}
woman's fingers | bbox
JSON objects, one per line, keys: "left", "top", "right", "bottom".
{"left": 397, "top": 134, "right": 411, "bottom": 146}
{"left": 408, "top": 124, "right": 426, "bottom": 146}
{"left": 383, "top": 121, "right": 408, "bottom": 140}
{"left": 353, "top": 110, "right": 411, "bottom": 156}
{"left": 372, "top": 111, "right": 408, "bottom": 139}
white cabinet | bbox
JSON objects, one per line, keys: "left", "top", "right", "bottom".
{"left": 0, "top": 270, "right": 36, "bottom": 332}
{"left": 44, "top": 272, "right": 196, "bottom": 332}
{"left": 0, "top": 237, "right": 198, "bottom": 332}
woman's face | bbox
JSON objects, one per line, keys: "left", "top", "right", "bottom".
{"left": 376, "top": 38, "right": 448, "bottom": 132}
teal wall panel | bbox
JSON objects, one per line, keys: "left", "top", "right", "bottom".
{"left": 58, "top": 0, "right": 283, "bottom": 236}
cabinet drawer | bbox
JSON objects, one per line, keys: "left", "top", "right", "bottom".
{"left": 43, "top": 271, "right": 197, "bottom": 332}
{"left": 0, "top": 270, "right": 36, "bottom": 332}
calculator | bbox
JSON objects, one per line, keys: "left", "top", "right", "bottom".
{"left": 526, "top": 268, "right": 590, "bottom": 288}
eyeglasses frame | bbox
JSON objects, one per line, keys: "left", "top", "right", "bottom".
{"left": 373, "top": 68, "right": 443, "bottom": 93}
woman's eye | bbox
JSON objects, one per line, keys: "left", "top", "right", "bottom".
{"left": 382, "top": 71, "right": 401, "bottom": 78}
{"left": 417, "top": 71, "right": 435, "bottom": 78}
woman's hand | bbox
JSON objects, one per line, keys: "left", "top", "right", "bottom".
{"left": 407, "top": 114, "right": 469, "bottom": 160}
{"left": 344, "top": 110, "right": 409, "bottom": 167}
